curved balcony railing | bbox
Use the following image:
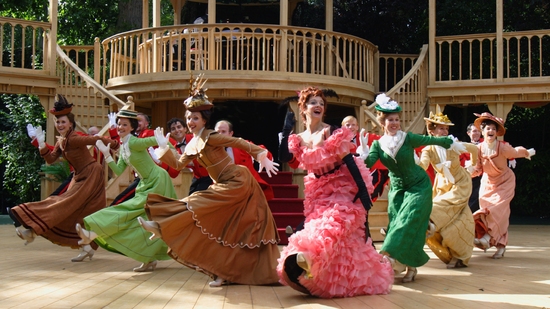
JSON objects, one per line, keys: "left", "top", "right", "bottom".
{"left": 101, "top": 24, "right": 378, "bottom": 86}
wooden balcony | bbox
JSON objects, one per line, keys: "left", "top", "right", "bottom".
{"left": 101, "top": 24, "right": 379, "bottom": 107}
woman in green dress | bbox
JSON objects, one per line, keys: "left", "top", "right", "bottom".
{"left": 75, "top": 110, "right": 177, "bottom": 272}
{"left": 364, "top": 94, "right": 464, "bottom": 282}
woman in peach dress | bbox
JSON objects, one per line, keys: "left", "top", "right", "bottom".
{"left": 471, "top": 112, "right": 535, "bottom": 259}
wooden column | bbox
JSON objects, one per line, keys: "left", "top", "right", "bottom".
{"left": 47, "top": 0, "right": 57, "bottom": 75}
{"left": 142, "top": 0, "right": 149, "bottom": 28}
{"left": 496, "top": 0, "right": 503, "bottom": 82}
{"left": 153, "top": 0, "right": 161, "bottom": 27}
{"left": 428, "top": 0, "right": 435, "bottom": 85}
{"left": 325, "top": 0, "right": 333, "bottom": 31}
{"left": 208, "top": 0, "right": 216, "bottom": 24}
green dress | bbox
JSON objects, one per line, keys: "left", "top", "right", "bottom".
{"left": 365, "top": 131, "right": 452, "bottom": 267}
{"left": 84, "top": 135, "right": 176, "bottom": 263}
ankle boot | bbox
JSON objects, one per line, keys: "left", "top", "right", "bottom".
{"left": 492, "top": 246, "right": 506, "bottom": 259}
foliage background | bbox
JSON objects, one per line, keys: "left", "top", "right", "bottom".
{"left": 0, "top": 95, "right": 46, "bottom": 211}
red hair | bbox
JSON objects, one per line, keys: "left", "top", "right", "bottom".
{"left": 297, "top": 86, "right": 327, "bottom": 123}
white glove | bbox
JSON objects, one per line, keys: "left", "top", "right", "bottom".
{"left": 508, "top": 159, "right": 516, "bottom": 169}
{"left": 35, "top": 126, "right": 46, "bottom": 149}
{"left": 108, "top": 112, "right": 117, "bottom": 128}
{"left": 357, "top": 128, "right": 369, "bottom": 161}
{"left": 448, "top": 135, "right": 466, "bottom": 154}
{"left": 526, "top": 148, "right": 536, "bottom": 160}
{"left": 154, "top": 127, "right": 170, "bottom": 150}
{"left": 148, "top": 146, "right": 161, "bottom": 164}
{"left": 414, "top": 151, "right": 420, "bottom": 165}
{"left": 26, "top": 124, "right": 36, "bottom": 139}
{"left": 95, "top": 139, "right": 111, "bottom": 157}
{"left": 466, "top": 165, "right": 476, "bottom": 174}
{"left": 257, "top": 151, "right": 279, "bottom": 177}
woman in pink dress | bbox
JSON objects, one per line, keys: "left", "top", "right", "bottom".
{"left": 472, "top": 112, "right": 535, "bottom": 259}
{"left": 277, "top": 86, "right": 393, "bottom": 298}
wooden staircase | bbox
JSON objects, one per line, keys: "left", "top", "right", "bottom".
{"left": 262, "top": 171, "right": 389, "bottom": 245}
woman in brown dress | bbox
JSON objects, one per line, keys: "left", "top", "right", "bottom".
{"left": 9, "top": 94, "right": 118, "bottom": 261}
{"left": 139, "top": 75, "right": 281, "bottom": 287}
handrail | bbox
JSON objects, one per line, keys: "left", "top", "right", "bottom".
{"left": 361, "top": 44, "right": 429, "bottom": 134}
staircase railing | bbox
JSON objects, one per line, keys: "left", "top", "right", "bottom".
{"left": 360, "top": 44, "right": 429, "bottom": 135}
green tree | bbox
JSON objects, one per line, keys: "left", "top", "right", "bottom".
{"left": 0, "top": 94, "right": 46, "bottom": 208}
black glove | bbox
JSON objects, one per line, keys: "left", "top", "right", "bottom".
{"left": 278, "top": 109, "right": 296, "bottom": 163}
{"left": 342, "top": 153, "right": 372, "bottom": 211}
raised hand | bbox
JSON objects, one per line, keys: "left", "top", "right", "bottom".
{"left": 282, "top": 109, "right": 296, "bottom": 136}
{"left": 257, "top": 151, "right": 279, "bottom": 177}
{"left": 357, "top": 128, "right": 369, "bottom": 160}
{"left": 35, "top": 126, "right": 46, "bottom": 149}
{"left": 26, "top": 124, "right": 36, "bottom": 139}
{"left": 154, "top": 127, "right": 170, "bottom": 149}
{"left": 108, "top": 112, "right": 117, "bottom": 128}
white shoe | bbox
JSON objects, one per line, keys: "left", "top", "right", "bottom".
{"left": 209, "top": 277, "right": 227, "bottom": 287}
{"left": 76, "top": 223, "right": 97, "bottom": 245}
{"left": 402, "top": 267, "right": 417, "bottom": 283}
{"left": 71, "top": 244, "right": 95, "bottom": 262}
{"left": 15, "top": 226, "right": 36, "bottom": 245}
{"left": 137, "top": 217, "right": 162, "bottom": 240}
{"left": 492, "top": 247, "right": 506, "bottom": 259}
{"left": 133, "top": 260, "right": 157, "bottom": 272}
{"left": 426, "top": 222, "right": 436, "bottom": 238}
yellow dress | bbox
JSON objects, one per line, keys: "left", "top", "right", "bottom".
{"left": 145, "top": 129, "right": 280, "bottom": 285}
{"left": 419, "top": 142, "right": 477, "bottom": 264}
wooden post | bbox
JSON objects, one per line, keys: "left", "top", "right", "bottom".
{"left": 325, "top": 0, "right": 333, "bottom": 31}
{"left": 428, "top": 0, "right": 435, "bottom": 85}
{"left": 142, "top": 0, "right": 149, "bottom": 28}
{"left": 94, "top": 37, "right": 100, "bottom": 82}
{"left": 496, "top": 0, "right": 503, "bottom": 82}
{"left": 47, "top": 0, "right": 57, "bottom": 76}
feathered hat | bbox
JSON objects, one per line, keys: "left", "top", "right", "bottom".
{"left": 374, "top": 93, "right": 402, "bottom": 113}
{"left": 49, "top": 94, "right": 74, "bottom": 116}
{"left": 184, "top": 74, "right": 213, "bottom": 112}
{"left": 474, "top": 112, "right": 506, "bottom": 136}
{"left": 424, "top": 105, "right": 454, "bottom": 126}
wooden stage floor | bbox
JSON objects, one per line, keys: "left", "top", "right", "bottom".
{"left": 1, "top": 224, "right": 549, "bottom": 309}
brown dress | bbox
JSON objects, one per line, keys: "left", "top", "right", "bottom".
{"left": 146, "top": 129, "right": 280, "bottom": 285}
{"left": 11, "top": 128, "right": 118, "bottom": 249}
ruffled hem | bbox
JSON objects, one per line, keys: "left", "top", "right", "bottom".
{"left": 289, "top": 128, "right": 354, "bottom": 171}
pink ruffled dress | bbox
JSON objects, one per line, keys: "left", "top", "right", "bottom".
{"left": 276, "top": 128, "right": 393, "bottom": 298}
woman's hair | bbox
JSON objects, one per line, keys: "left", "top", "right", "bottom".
{"left": 57, "top": 113, "right": 76, "bottom": 130}
{"left": 480, "top": 119, "right": 499, "bottom": 132}
{"left": 426, "top": 121, "right": 438, "bottom": 135}
{"left": 297, "top": 86, "right": 327, "bottom": 123}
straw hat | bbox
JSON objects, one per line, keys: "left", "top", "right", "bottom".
{"left": 116, "top": 110, "right": 139, "bottom": 119}
{"left": 374, "top": 93, "right": 402, "bottom": 113}
{"left": 424, "top": 105, "right": 454, "bottom": 126}
{"left": 49, "top": 94, "right": 74, "bottom": 116}
{"left": 474, "top": 112, "right": 506, "bottom": 136}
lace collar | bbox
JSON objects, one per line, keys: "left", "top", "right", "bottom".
{"left": 120, "top": 134, "right": 132, "bottom": 164}
{"left": 379, "top": 130, "right": 406, "bottom": 161}
{"left": 185, "top": 127, "right": 205, "bottom": 155}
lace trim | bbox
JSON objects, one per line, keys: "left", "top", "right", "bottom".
{"left": 379, "top": 130, "right": 406, "bottom": 162}
{"left": 186, "top": 201, "right": 279, "bottom": 249}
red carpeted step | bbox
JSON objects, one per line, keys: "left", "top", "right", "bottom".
{"left": 268, "top": 198, "right": 304, "bottom": 213}
{"left": 260, "top": 171, "right": 293, "bottom": 185}
{"left": 271, "top": 184, "right": 299, "bottom": 198}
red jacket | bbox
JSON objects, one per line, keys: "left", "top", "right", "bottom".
{"left": 230, "top": 146, "right": 274, "bottom": 201}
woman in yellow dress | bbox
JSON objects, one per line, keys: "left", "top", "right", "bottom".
{"left": 419, "top": 106, "right": 477, "bottom": 268}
